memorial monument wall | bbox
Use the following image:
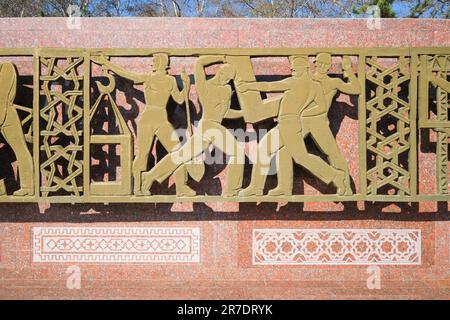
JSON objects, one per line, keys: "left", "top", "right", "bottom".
{"left": 0, "top": 17, "right": 448, "bottom": 299}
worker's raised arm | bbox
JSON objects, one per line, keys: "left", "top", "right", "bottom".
{"left": 195, "top": 55, "right": 226, "bottom": 87}
{"left": 333, "top": 57, "right": 361, "bottom": 95}
{"left": 332, "top": 74, "right": 361, "bottom": 95}
{"left": 237, "top": 78, "right": 292, "bottom": 93}
{"left": 91, "top": 56, "right": 146, "bottom": 84}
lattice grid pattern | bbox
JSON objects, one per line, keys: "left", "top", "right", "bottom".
{"left": 39, "top": 57, "right": 84, "bottom": 197}
{"left": 429, "top": 55, "right": 449, "bottom": 194}
{"left": 365, "top": 56, "right": 412, "bottom": 196}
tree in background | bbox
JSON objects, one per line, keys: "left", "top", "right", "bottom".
{"left": 352, "top": 0, "right": 396, "bottom": 18}
{"left": 0, "top": 0, "right": 91, "bottom": 17}
{"left": 405, "top": 0, "right": 449, "bottom": 18}
{"left": 352, "top": 0, "right": 449, "bottom": 18}
{"left": 0, "top": 0, "right": 448, "bottom": 18}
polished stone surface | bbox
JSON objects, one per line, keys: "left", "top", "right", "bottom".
{"left": 0, "top": 18, "right": 448, "bottom": 299}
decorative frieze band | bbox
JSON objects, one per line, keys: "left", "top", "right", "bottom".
{"left": 33, "top": 227, "right": 201, "bottom": 263}
{"left": 253, "top": 228, "right": 421, "bottom": 265}
{"left": 0, "top": 47, "right": 448, "bottom": 204}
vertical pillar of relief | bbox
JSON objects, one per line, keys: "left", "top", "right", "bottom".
{"left": 365, "top": 55, "right": 413, "bottom": 197}
{"left": 38, "top": 53, "right": 85, "bottom": 198}
{"left": 33, "top": 51, "right": 41, "bottom": 199}
{"left": 409, "top": 54, "right": 419, "bottom": 197}
{"left": 436, "top": 78, "right": 448, "bottom": 194}
{"left": 83, "top": 52, "right": 90, "bottom": 200}
{"left": 420, "top": 54, "right": 449, "bottom": 197}
{"left": 358, "top": 52, "right": 368, "bottom": 197}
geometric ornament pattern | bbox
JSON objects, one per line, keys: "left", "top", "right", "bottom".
{"left": 427, "top": 54, "right": 449, "bottom": 195}
{"left": 39, "top": 57, "right": 84, "bottom": 196}
{"left": 365, "top": 56, "right": 412, "bottom": 196}
{"left": 33, "top": 227, "right": 200, "bottom": 263}
{"left": 253, "top": 229, "right": 421, "bottom": 265}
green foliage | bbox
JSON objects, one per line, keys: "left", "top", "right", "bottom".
{"left": 405, "top": 0, "right": 449, "bottom": 19}
{"left": 352, "top": 0, "right": 395, "bottom": 18}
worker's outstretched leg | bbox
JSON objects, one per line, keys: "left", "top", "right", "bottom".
{"left": 1, "top": 108, "right": 34, "bottom": 196}
{"left": 239, "top": 127, "right": 282, "bottom": 197}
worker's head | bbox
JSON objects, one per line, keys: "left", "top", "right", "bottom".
{"left": 153, "top": 53, "right": 169, "bottom": 72}
{"left": 289, "top": 55, "right": 309, "bottom": 76}
{"left": 217, "top": 63, "right": 236, "bottom": 85}
{"left": 315, "top": 53, "right": 332, "bottom": 75}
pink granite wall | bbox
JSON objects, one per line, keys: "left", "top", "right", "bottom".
{"left": 0, "top": 18, "right": 449, "bottom": 300}
{"left": 0, "top": 18, "right": 448, "bottom": 48}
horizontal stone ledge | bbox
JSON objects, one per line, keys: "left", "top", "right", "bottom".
{"left": 0, "top": 194, "right": 448, "bottom": 203}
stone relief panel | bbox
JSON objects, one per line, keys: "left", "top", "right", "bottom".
{"left": 0, "top": 48, "right": 448, "bottom": 204}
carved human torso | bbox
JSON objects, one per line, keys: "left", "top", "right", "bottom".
{"left": 0, "top": 62, "right": 16, "bottom": 125}
{"left": 199, "top": 81, "right": 232, "bottom": 122}
{"left": 143, "top": 73, "right": 175, "bottom": 110}
{"left": 278, "top": 74, "right": 312, "bottom": 117}
{"left": 301, "top": 74, "right": 337, "bottom": 118}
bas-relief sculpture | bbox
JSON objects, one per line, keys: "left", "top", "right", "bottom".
{"left": 0, "top": 62, "right": 34, "bottom": 196}
{"left": 238, "top": 54, "right": 359, "bottom": 197}
{"left": 0, "top": 47, "right": 448, "bottom": 204}
{"left": 91, "top": 54, "right": 198, "bottom": 197}
{"left": 142, "top": 55, "right": 251, "bottom": 197}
